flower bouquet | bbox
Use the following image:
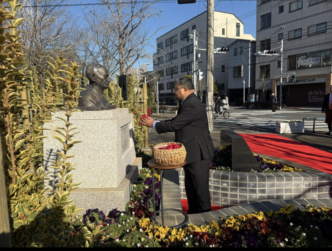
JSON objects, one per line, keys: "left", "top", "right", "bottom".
{"left": 138, "top": 114, "right": 148, "bottom": 126}
{"left": 153, "top": 142, "right": 186, "bottom": 166}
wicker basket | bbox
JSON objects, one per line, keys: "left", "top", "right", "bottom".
{"left": 153, "top": 142, "right": 187, "bottom": 166}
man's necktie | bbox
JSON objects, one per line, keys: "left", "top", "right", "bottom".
{"left": 329, "top": 94, "right": 332, "bottom": 110}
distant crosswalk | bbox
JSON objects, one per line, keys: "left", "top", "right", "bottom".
{"left": 213, "top": 110, "right": 327, "bottom": 132}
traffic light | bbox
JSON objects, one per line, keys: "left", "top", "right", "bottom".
{"left": 290, "top": 75, "right": 296, "bottom": 83}
{"left": 287, "top": 73, "right": 296, "bottom": 83}
{"left": 198, "top": 70, "right": 203, "bottom": 80}
{"left": 178, "top": 0, "right": 196, "bottom": 4}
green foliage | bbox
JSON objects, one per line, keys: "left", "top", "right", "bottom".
{"left": 104, "top": 79, "right": 123, "bottom": 108}
{"left": 0, "top": 1, "right": 85, "bottom": 246}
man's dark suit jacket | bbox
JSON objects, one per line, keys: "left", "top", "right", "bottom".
{"left": 155, "top": 93, "right": 215, "bottom": 164}
{"left": 322, "top": 93, "right": 331, "bottom": 112}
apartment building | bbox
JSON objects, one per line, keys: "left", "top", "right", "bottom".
{"left": 153, "top": 11, "right": 255, "bottom": 105}
{"left": 256, "top": 0, "right": 332, "bottom": 107}
{"left": 227, "top": 39, "right": 256, "bottom": 105}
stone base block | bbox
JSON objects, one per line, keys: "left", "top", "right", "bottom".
{"left": 276, "top": 122, "right": 304, "bottom": 134}
{"left": 70, "top": 160, "right": 139, "bottom": 215}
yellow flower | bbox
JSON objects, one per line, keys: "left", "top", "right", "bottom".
{"left": 237, "top": 215, "right": 246, "bottom": 221}
{"left": 266, "top": 210, "right": 274, "bottom": 217}
{"left": 255, "top": 211, "right": 266, "bottom": 221}
{"left": 169, "top": 236, "right": 176, "bottom": 242}
{"left": 171, "top": 229, "right": 177, "bottom": 236}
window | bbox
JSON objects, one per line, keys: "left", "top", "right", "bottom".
{"left": 278, "top": 33, "right": 283, "bottom": 40}
{"left": 309, "top": 0, "right": 326, "bottom": 6}
{"left": 158, "top": 70, "right": 164, "bottom": 78}
{"left": 308, "top": 22, "right": 327, "bottom": 36}
{"left": 165, "top": 38, "right": 170, "bottom": 47}
{"left": 172, "top": 50, "right": 178, "bottom": 60}
{"left": 261, "top": 0, "right": 271, "bottom": 4}
{"left": 289, "top": 0, "right": 303, "bottom": 12}
{"left": 180, "top": 29, "right": 189, "bottom": 40}
{"left": 288, "top": 28, "right": 302, "bottom": 40}
{"left": 159, "top": 83, "right": 164, "bottom": 90}
{"left": 277, "top": 61, "right": 281, "bottom": 68}
{"left": 171, "top": 34, "right": 178, "bottom": 44}
{"left": 157, "top": 42, "right": 163, "bottom": 49}
{"left": 181, "top": 62, "right": 192, "bottom": 73}
{"left": 279, "top": 5, "right": 284, "bottom": 13}
{"left": 234, "top": 48, "right": 238, "bottom": 56}
{"left": 260, "top": 39, "right": 271, "bottom": 51}
{"left": 322, "top": 50, "right": 331, "bottom": 66}
{"left": 233, "top": 65, "right": 243, "bottom": 78}
{"left": 222, "top": 28, "right": 225, "bottom": 35}
{"left": 167, "top": 81, "right": 175, "bottom": 90}
{"left": 166, "top": 66, "right": 178, "bottom": 76}
{"left": 260, "top": 65, "right": 270, "bottom": 79}
{"left": 261, "top": 13, "right": 271, "bottom": 29}
{"left": 181, "top": 45, "right": 193, "bottom": 56}
{"left": 172, "top": 66, "right": 178, "bottom": 74}
{"left": 166, "top": 53, "right": 171, "bottom": 62}
{"left": 239, "top": 47, "right": 243, "bottom": 55}
{"left": 192, "top": 25, "right": 196, "bottom": 30}
{"left": 236, "top": 23, "right": 240, "bottom": 36}
{"left": 157, "top": 56, "right": 163, "bottom": 64}
{"left": 288, "top": 55, "right": 296, "bottom": 70}
{"left": 222, "top": 65, "right": 225, "bottom": 72}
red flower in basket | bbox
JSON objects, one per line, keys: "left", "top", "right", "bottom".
{"left": 159, "top": 143, "right": 182, "bottom": 150}
{"left": 138, "top": 114, "right": 147, "bottom": 126}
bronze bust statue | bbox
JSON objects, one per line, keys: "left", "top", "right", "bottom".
{"left": 78, "top": 63, "right": 116, "bottom": 110}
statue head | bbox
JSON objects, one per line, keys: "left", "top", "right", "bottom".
{"left": 86, "top": 63, "right": 110, "bottom": 90}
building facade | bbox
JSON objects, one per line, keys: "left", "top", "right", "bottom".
{"left": 227, "top": 39, "right": 256, "bottom": 105}
{"left": 153, "top": 11, "right": 255, "bottom": 105}
{"left": 255, "top": 0, "right": 332, "bottom": 107}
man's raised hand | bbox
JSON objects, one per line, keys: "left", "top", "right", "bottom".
{"left": 140, "top": 116, "right": 155, "bottom": 127}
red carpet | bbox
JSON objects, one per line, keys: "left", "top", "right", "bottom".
{"left": 238, "top": 134, "right": 332, "bottom": 174}
{"left": 181, "top": 199, "right": 225, "bottom": 213}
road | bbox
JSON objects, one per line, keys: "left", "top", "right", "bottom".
{"left": 213, "top": 107, "right": 327, "bottom": 133}
{"left": 149, "top": 107, "right": 332, "bottom": 154}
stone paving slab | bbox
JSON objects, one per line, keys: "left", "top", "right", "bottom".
{"left": 318, "top": 199, "right": 332, "bottom": 207}
{"left": 188, "top": 199, "right": 332, "bottom": 226}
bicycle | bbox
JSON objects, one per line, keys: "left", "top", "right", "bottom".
{"left": 216, "top": 106, "right": 230, "bottom": 119}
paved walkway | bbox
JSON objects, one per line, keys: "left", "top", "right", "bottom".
{"left": 148, "top": 112, "right": 332, "bottom": 227}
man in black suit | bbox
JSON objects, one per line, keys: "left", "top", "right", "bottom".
{"left": 322, "top": 85, "right": 332, "bottom": 135}
{"left": 140, "top": 77, "right": 214, "bottom": 214}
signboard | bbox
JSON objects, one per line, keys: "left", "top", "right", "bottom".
{"left": 295, "top": 50, "right": 331, "bottom": 69}
{"left": 121, "top": 123, "right": 130, "bottom": 154}
{"left": 277, "top": 77, "right": 326, "bottom": 85}
{"left": 308, "top": 90, "right": 324, "bottom": 103}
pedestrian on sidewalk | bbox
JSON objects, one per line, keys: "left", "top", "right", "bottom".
{"left": 140, "top": 77, "right": 214, "bottom": 214}
{"left": 270, "top": 93, "right": 277, "bottom": 113}
{"left": 322, "top": 85, "right": 332, "bottom": 135}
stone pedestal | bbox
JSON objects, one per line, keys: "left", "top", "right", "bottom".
{"left": 276, "top": 121, "right": 304, "bottom": 134}
{"left": 43, "top": 108, "right": 139, "bottom": 213}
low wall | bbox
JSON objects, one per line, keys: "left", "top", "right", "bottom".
{"left": 178, "top": 169, "right": 332, "bottom": 207}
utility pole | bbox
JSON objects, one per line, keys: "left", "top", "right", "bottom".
{"left": 191, "top": 29, "right": 198, "bottom": 95}
{"left": 156, "top": 81, "right": 159, "bottom": 114}
{"left": 248, "top": 41, "right": 251, "bottom": 97}
{"left": 206, "top": 0, "right": 214, "bottom": 132}
{"left": 279, "top": 39, "right": 283, "bottom": 110}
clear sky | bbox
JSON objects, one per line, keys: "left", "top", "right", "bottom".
{"left": 36, "top": 0, "right": 257, "bottom": 72}
{"left": 138, "top": 0, "right": 257, "bottom": 70}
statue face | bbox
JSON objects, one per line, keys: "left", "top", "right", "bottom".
{"left": 91, "top": 66, "right": 110, "bottom": 89}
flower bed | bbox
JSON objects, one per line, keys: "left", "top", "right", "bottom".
{"left": 211, "top": 145, "right": 303, "bottom": 172}
{"left": 71, "top": 200, "right": 332, "bottom": 247}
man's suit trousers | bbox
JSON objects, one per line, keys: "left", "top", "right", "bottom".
{"left": 183, "top": 159, "right": 211, "bottom": 214}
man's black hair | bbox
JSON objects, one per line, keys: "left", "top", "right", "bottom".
{"left": 177, "top": 77, "right": 194, "bottom": 90}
